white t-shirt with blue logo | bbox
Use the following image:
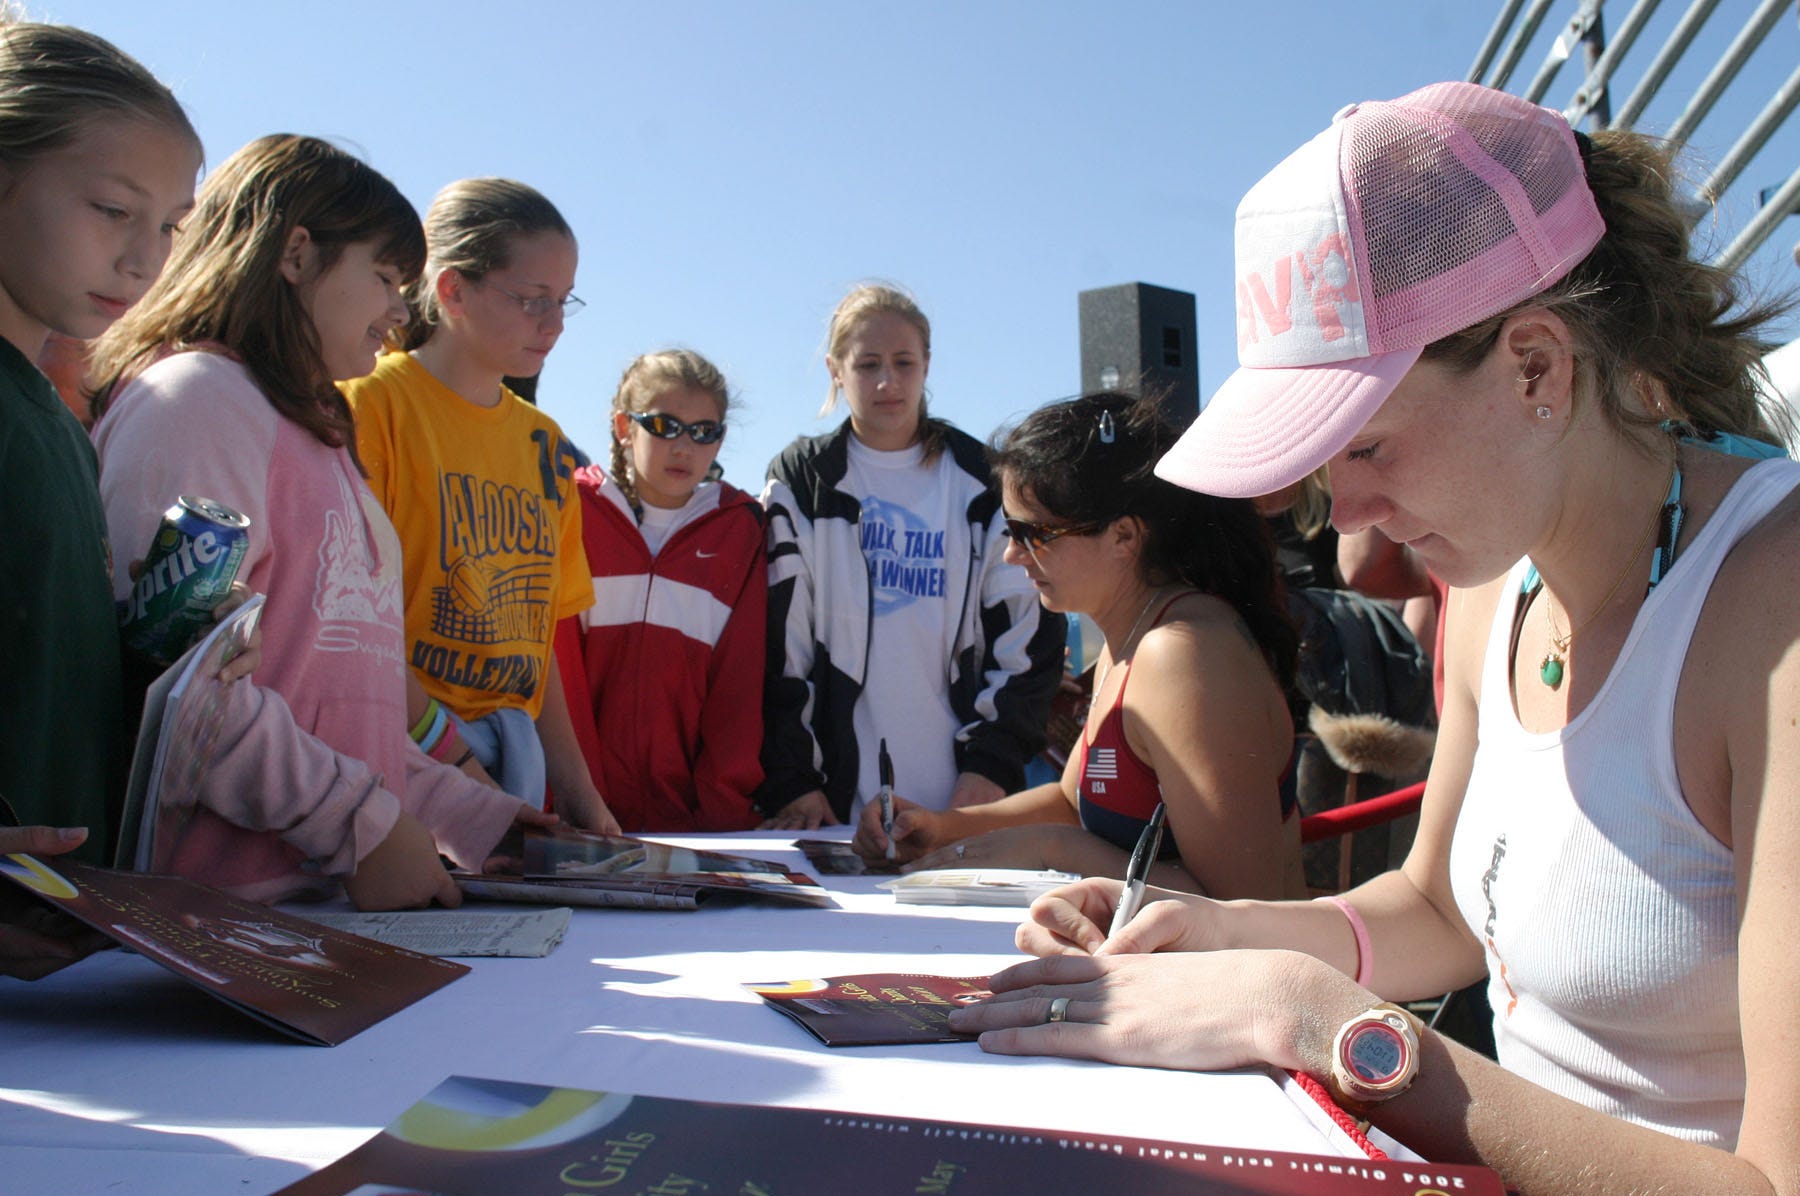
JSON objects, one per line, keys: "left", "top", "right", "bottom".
{"left": 843, "top": 437, "right": 962, "bottom": 814}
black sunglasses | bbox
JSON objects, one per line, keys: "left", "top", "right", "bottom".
{"left": 1000, "top": 517, "right": 1105, "bottom": 553}
{"left": 626, "top": 410, "right": 727, "bottom": 445}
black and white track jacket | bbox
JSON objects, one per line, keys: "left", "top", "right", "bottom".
{"left": 757, "top": 419, "right": 1064, "bottom": 821}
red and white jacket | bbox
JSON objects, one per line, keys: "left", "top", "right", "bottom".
{"left": 554, "top": 465, "right": 767, "bottom": 832}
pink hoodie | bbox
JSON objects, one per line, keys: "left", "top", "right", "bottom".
{"left": 94, "top": 352, "right": 521, "bottom": 902}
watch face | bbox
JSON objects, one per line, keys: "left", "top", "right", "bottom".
{"left": 1345, "top": 1021, "right": 1406, "bottom": 1084}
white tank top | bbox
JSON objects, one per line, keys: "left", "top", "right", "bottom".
{"left": 1449, "top": 456, "right": 1800, "bottom": 1149}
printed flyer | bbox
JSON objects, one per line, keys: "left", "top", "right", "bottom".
{"left": 746, "top": 972, "right": 991, "bottom": 1047}
{"left": 273, "top": 1074, "right": 1507, "bottom": 1194}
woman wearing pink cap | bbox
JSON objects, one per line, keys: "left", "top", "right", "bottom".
{"left": 949, "top": 81, "right": 1800, "bottom": 1191}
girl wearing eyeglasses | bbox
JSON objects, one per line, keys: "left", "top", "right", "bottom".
{"left": 342, "top": 178, "right": 617, "bottom": 835}
{"left": 548, "top": 350, "right": 766, "bottom": 832}
{"left": 853, "top": 393, "right": 1304, "bottom": 900}
{"left": 759, "top": 283, "right": 1065, "bottom": 830}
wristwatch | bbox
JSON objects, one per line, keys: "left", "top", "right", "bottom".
{"left": 1326, "top": 1002, "right": 1423, "bottom": 1111}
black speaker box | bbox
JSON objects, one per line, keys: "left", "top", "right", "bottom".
{"left": 1077, "top": 282, "right": 1199, "bottom": 427}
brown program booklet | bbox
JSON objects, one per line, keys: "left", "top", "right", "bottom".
{"left": 746, "top": 971, "right": 991, "bottom": 1046}
{"left": 273, "top": 1074, "right": 1506, "bottom": 1195}
{"left": 0, "top": 854, "right": 468, "bottom": 1045}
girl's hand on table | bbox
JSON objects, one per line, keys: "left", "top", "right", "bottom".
{"left": 345, "top": 812, "right": 461, "bottom": 910}
{"left": 557, "top": 786, "right": 621, "bottom": 837}
{"left": 759, "top": 790, "right": 838, "bottom": 831}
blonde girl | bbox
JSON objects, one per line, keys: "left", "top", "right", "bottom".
{"left": 759, "top": 283, "right": 1064, "bottom": 829}
{"left": 343, "top": 179, "right": 615, "bottom": 834}
{"left": 553, "top": 349, "right": 767, "bottom": 831}
{"left": 91, "top": 136, "right": 539, "bottom": 910}
{"left": 0, "top": 21, "right": 199, "bottom": 861}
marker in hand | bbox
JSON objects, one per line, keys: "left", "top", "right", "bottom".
{"left": 878, "top": 738, "right": 897, "bottom": 862}
{"left": 1107, "top": 800, "right": 1166, "bottom": 939}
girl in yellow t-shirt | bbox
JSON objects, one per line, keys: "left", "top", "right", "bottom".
{"left": 342, "top": 179, "right": 616, "bottom": 834}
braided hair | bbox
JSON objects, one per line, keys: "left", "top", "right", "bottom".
{"left": 609, "top": 349, "right": 731, "bottom": 519}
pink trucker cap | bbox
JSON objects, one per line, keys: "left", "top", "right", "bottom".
{"left": 1156, "top": 81, "right": 1605, "bottom": 499}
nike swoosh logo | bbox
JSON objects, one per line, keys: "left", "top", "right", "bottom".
{"left": 696, "top": 550, "right": 718, "bottom": 558}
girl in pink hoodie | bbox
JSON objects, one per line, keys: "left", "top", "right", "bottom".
{"left": 90, "top": 136, "right": 543, "bottom": 910}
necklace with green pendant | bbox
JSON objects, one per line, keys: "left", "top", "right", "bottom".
{"left": 1537, "top": 454, "right": 1681, "bottom": 689}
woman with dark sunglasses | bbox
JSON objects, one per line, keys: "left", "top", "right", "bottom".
{"left": 758, "top": 283, "right": 1065, "bottom": 830}
{"left": 853, "top": 393, "right": 1305, "bottom": 900}
{"left": 550, "top": 349, "right": 768, "bottom": 831}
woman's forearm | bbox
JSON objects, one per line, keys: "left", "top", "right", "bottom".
{"left": 1187, "top": 870, "right": 1484, "bottom": 1000}
{"left": 1270, "top": 955, "right": 1776, "bottom": 1195}
{"left": 934, "top": 781, "right": 1079, "bottom": 840}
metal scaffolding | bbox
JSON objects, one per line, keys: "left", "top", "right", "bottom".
{"left": 1472, "top": 0, "right": 1799, "bottom": 267}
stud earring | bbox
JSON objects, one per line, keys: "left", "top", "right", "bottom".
{"left": 1535, "top": 405, "right": 1553, "bottom": 420}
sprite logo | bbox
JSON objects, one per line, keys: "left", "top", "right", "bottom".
{"left": 123, "top": 529, "right": 230, "bottom": 623}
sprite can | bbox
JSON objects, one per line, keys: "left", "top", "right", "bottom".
{"left": 119, "top": 495, "right": 251, "bottom": 663}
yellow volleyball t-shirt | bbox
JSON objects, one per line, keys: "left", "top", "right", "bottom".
{"left": 343, "top": 351, "right": 590, "bottom": 720}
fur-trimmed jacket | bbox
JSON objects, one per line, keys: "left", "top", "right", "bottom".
{"left": 758, "top": 419, "right": 1064, "bottom": 821}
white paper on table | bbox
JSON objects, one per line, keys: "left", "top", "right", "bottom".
{"left": 880, "top": 868, "right": 1079, "bottom": 906}
{"left": 293, "top": 907, "right": 573, "bottom": 957}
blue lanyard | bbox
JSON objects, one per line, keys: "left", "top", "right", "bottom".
{"left": 1518, "top": 423, "right": 1786, "bottom": 597}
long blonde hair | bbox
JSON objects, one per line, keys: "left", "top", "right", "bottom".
{"left": 0, "top": 20, "right": 195, "bottom": 168}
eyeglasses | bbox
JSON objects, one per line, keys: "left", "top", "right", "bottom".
{"left": 626, "top": 410, "right": 727, "bottom": 445}
{"left": 1001, "top": 517, "right": 1104, "bottom": 556}
{"left": 479, "top": 279, "right": 586, "bottom": 320}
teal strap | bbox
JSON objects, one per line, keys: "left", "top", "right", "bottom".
{"left": 1519, "top": 452, "right": 1687, "bottom": 597}
{"left": 1670, "top": 423, "right": 1785, "bottom": 461}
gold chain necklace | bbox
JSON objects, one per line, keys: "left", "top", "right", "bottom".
{"left": 1538, "top": 456, "right": 1674, "bottom": 689}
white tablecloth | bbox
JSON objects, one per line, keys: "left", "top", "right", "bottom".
{"left": 0, "top": 833, "right": 1357, "bottom": 1194}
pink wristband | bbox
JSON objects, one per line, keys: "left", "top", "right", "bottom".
{"left": 427, "top": 724, "right": 462, "bottom": 763}
{"left": 1317, "top": 895, "right": 1374, "bottom": 988}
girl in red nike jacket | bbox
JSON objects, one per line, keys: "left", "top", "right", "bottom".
{"left": 554, "top": 350, "right": 766, "bottom": 831}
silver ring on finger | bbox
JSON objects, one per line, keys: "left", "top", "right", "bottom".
{"left": 1046, "top": 996, "right": 1071, "bottom": 1024}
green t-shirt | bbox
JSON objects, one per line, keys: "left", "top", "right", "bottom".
{"left": 0, "top": 336, "right": 123, "bottom": 861}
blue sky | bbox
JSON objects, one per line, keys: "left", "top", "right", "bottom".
{"left": 51, "top": 1, "right": 1800, "bottom": 486}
